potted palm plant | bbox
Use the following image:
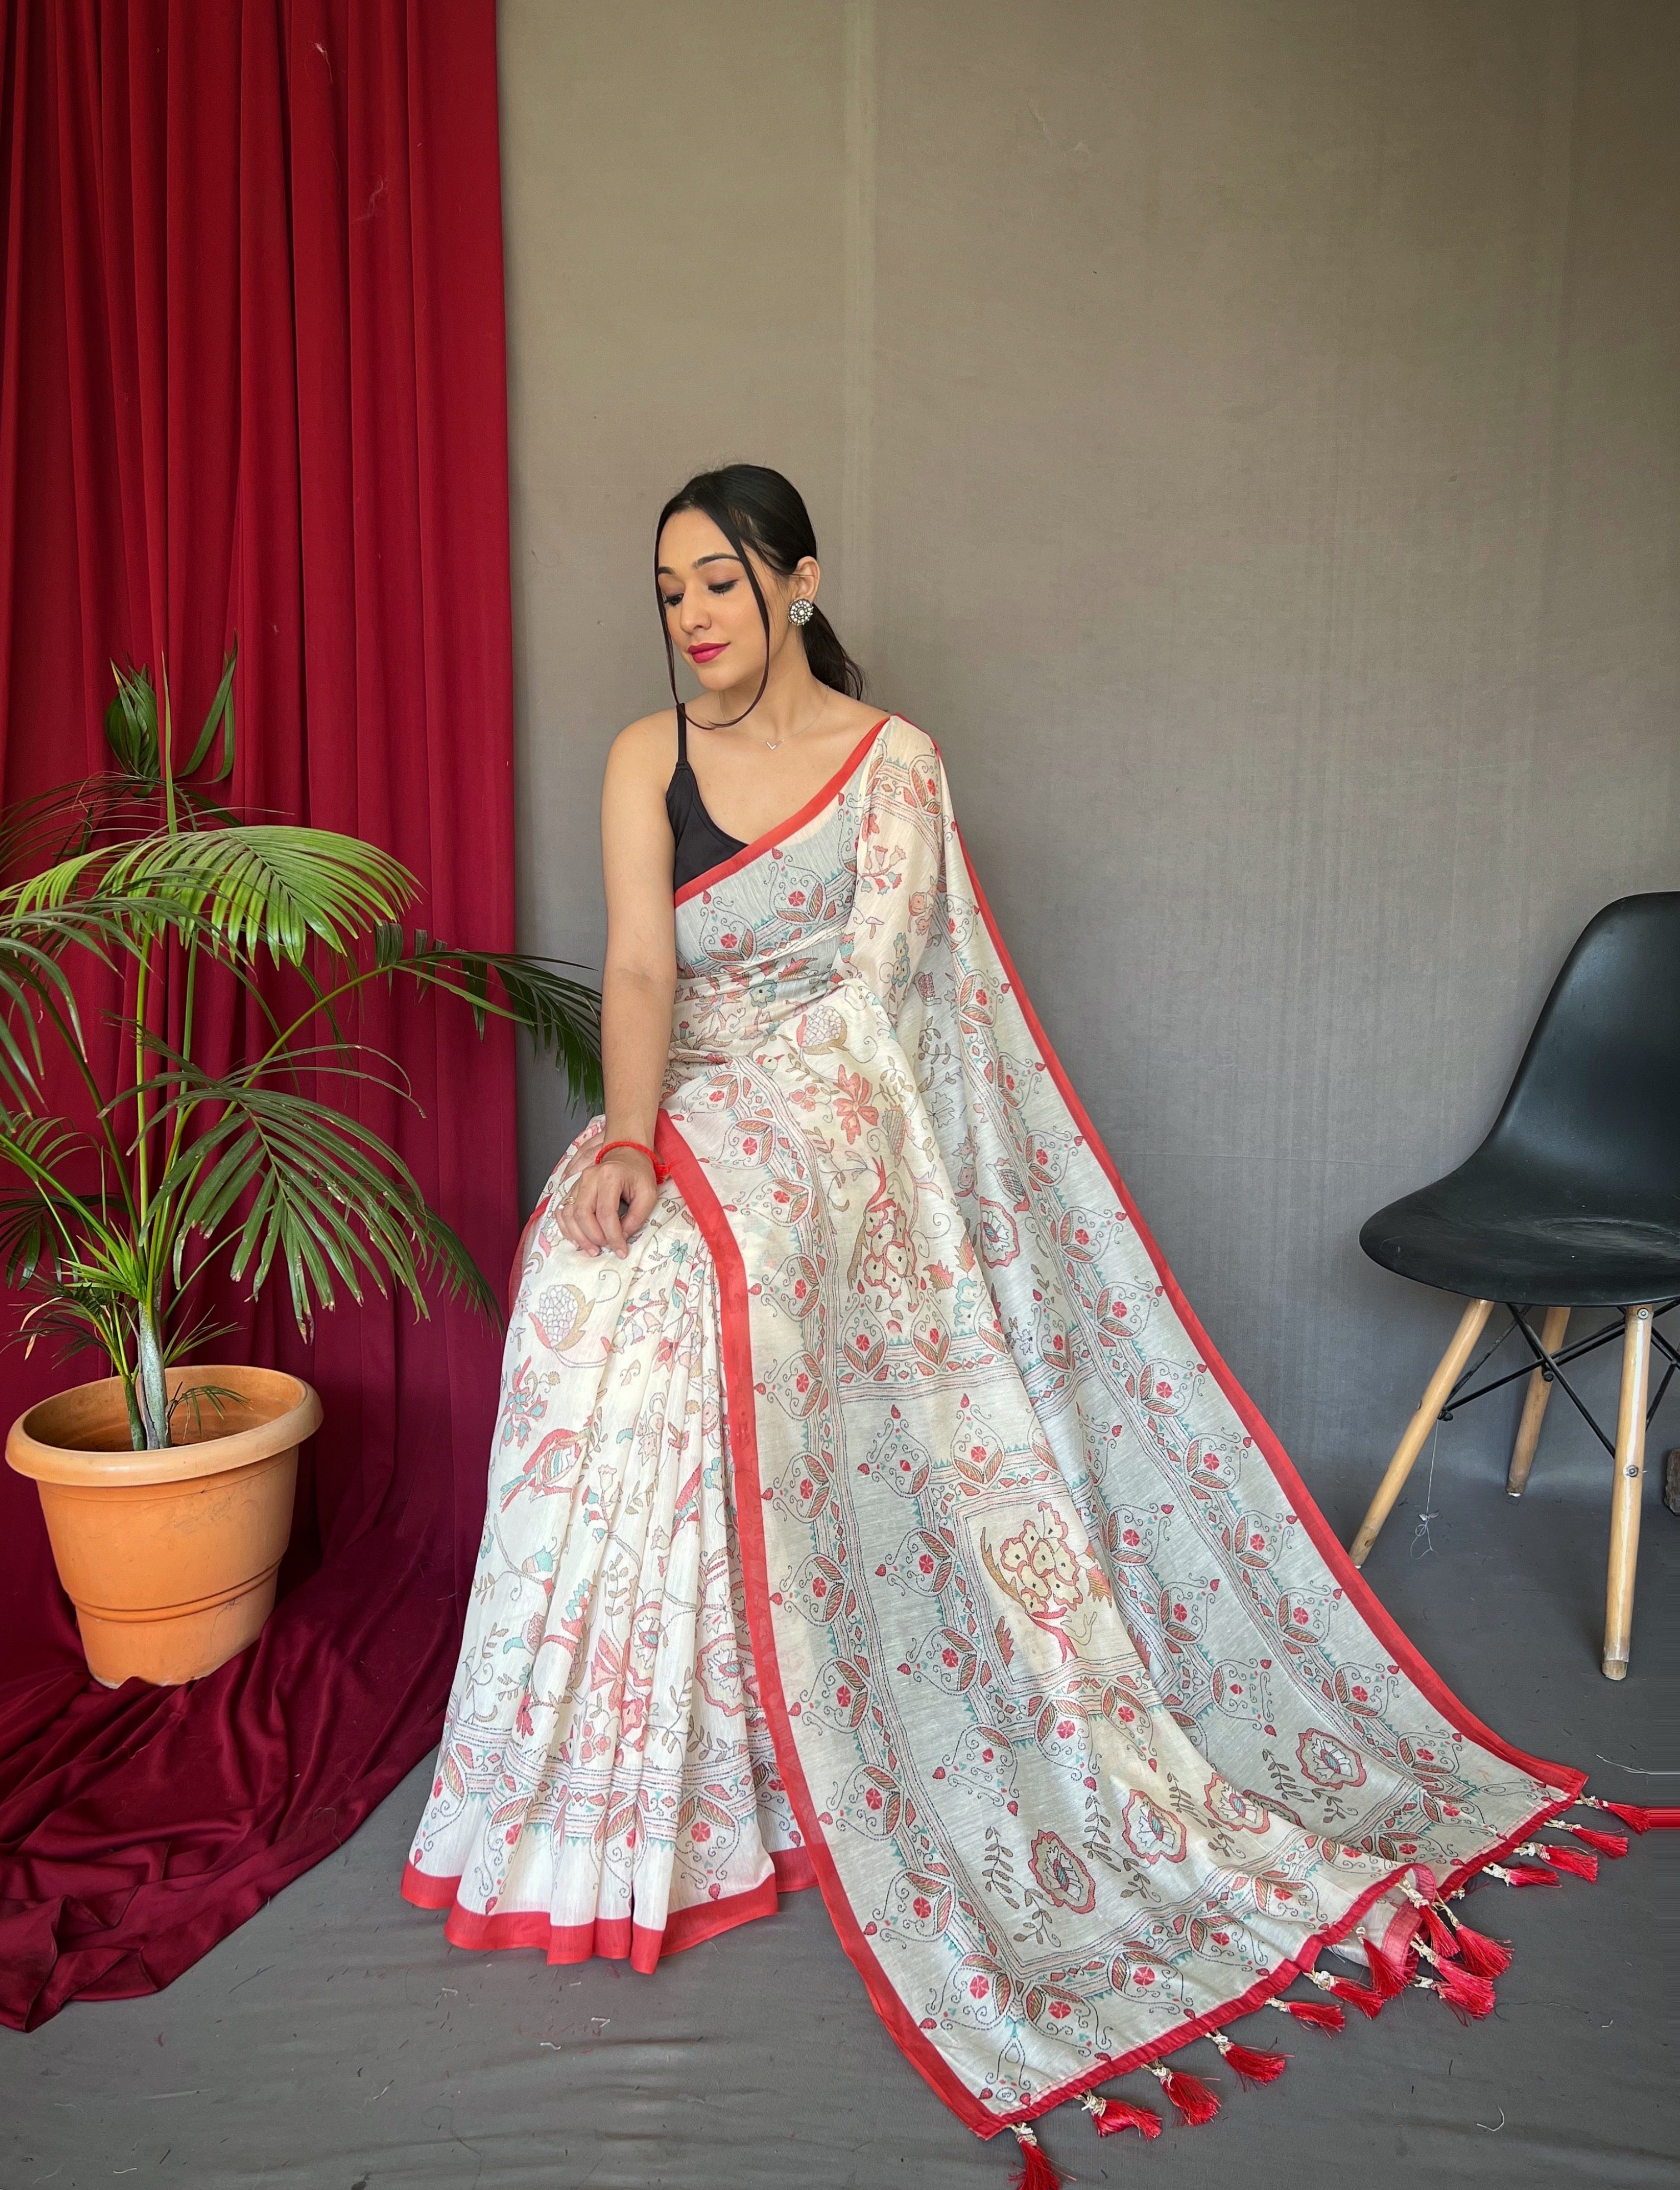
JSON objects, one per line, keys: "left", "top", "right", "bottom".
{"left": 2, "top": 654, "right": 600, "bottom": 1686}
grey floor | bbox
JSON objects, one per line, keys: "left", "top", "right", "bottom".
{"left": 6, "top": 1455, "right": 1676, "bottom": 2190}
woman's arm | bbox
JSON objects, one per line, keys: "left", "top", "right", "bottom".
{"left": 558, "top": 717, "right": 678, "bottom": 1258}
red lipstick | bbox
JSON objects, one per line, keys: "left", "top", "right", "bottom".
{"left": 689, "top": 642, "right": 726, "bottom": 663}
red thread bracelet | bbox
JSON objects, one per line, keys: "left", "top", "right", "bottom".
{"left": 594, "top": 1138, "right": 669, "bottom": 1181}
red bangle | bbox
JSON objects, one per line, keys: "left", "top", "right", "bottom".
{"left": 594, "top": 1138, "right": 669, "bottom": 1181}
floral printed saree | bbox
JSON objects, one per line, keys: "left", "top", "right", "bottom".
{"left": 404, "top": 715, "right": 1599, "bottom": 2156}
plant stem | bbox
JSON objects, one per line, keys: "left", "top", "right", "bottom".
{"left": 122, "top": 1372, "right": 146, "bottom": 1452}
{"left": 159, "top": 658, "right": 179, "bottom": 838}
{"left": 163, "top": 930, "right": 199, "bottom": 1176}
{"left": 133, "top": 937, "right": 151, "bottom": 1220}
{"left": 136, "top": 1299, "right": 170, "bottom": 1449}
{"left": 37, "top": 991, "right": 138, "bottom": 1226}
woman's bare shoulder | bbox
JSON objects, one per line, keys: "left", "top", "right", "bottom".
{"left": 827, "top": 691, "right": 895, "bottom": 734}
{"left": 606, "top": 708, "right": 679, "bottom": 787}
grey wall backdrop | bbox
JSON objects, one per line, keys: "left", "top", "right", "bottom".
{"left": 497, "top": 0, "right": 1679, "bottom": 1527}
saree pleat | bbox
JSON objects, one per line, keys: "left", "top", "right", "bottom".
{"left": 404, "top": 1188, "right": 798, "bottom": 1967}
{"left": 408, "top": 715, "right": 1586, "bottom": 2137}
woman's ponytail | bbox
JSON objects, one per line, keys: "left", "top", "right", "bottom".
{"left": 800, "top": 603, "right": 866, "bottom": 699}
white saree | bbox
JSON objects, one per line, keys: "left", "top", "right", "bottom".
{"left": 404, "top": 716, "right": 1583, "bottom": 2146}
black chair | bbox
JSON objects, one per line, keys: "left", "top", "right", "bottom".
{"left": 1349, "top": 892, "right": 1680, "bottom": 1678}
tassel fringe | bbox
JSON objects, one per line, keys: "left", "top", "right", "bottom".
{"left": 1418, "top": 1963, "right": 1497, "bottom": 2024}
{"left": 1269, "top": 1995, "right": 1345, "bottom": 2033}
{"left": 1324, "top": 1973, "right": 1387, "bottom": 2018}
{"left": 1364, "top": 1939, "right": 1409, "bottom": 1997}
{"left": 1211, "top": 2033, "right": 1289, "bottom": 2087}
{"left": 1534, "top": 1841, "right": 1598, "bottom": 1882}
{"left": 1584, "top": 1798, "right": 1680, "bottom": 1834}
{"left": 1010, "top": 2124, "right": 1061, "bottom": 2189}
{"left": 1566, "top": 1823, "right": 1629, "bottom": 1858}
{"left": 1149, "top": 2062, "right": 1221, "bottom": 2126}
{"left": 1487, "top": 1860, "right": 1561, "bottom": 1888}
{"left": 1418, "top": 1902, "right": 1460, "bottom": 1960}
{"left": 1081, "top": 2092, "right": 1162, "bottom": 2140}
{"left": 1444, "top": 1911, "right": 1512, "bottom": 1979}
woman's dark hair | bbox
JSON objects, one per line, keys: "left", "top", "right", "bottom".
{"left": 654, "top": 464, "right": 866, "bottom": 726}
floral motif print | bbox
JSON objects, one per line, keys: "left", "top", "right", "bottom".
{"left": 982, "top": 1506, "right": 1083, "bottom": 1623}
{"left": 407, "top": 716, "right": 1577, "bottom": 2131}
{"left": 1028, "top": 1829, "right": 1097, "bottom": 1914}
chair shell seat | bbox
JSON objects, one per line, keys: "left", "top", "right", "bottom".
{"left": 1361, "top": 1164, "right": 1680, "bottom": 1307}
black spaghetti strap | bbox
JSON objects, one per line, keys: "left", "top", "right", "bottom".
{"left": 665, "top": 699, "right": 747, "bottom": 890}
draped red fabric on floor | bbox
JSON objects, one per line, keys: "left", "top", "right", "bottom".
{"left": 0, "top": 0, "right": 518, "bottom": 2028}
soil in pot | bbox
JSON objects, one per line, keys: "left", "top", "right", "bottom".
{"left": 6, "top": 1364, "right": 322, "bottom": 1687}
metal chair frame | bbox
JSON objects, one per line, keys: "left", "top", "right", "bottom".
{"left": 1441, "top": 1300, "right": 1680, "bottom": 1451}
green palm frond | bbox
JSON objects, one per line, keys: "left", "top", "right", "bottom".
{"left": 153, "top": 1061, "right": 497, "bottom": 1333}
{"left": 0, "top": 921, "right": 94, "bottom": 1098}
{"left": 103, "top": 663, "right": 163, "bottom": 781}
{"left": 0, "top": 1115, "right": 96, "bottom": 1223}
{"left": 178, "top": 649, "right": 237, "bottom": 782}
{"left": 14, "top": 1293, "right": 132, "bottom": 1376}
{"left": 102, "top": 653, "right": 236, "bottom": 788}
{"left": 0, "top": 657, "right": 237, "bottom": 883}
{"left": 370, "top": 931, "right": 604, "bottom": 1109}
{"left": 0, "top": 774, "right": 236, "bottom": 879}
{"left": 158, "top": 1306, "right": 237, "bottom": 1366}
{"left": 11, "top": 824, "right": 416, "bottom": 961}
{"left": 0, "top": 1188, "right": 68, "bottom": 1288}
{"left": 6, "top": 1204, "right": 153, "bottom": 1404}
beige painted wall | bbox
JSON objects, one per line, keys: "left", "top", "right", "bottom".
{"left": 496, "top": 0, "right": 1679, "bottom": 1504}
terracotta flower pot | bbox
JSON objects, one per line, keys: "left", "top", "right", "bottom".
{"left": 6, "top": 1363, "right": 322, "bottom": 1687}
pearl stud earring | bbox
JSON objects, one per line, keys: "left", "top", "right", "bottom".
{"left": 788, "top": 598, "right": 814, "bottom": 626}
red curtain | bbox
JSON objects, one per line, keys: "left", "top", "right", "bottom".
{"left": 0, "top": 0, "right": 518, "bottom": 2028}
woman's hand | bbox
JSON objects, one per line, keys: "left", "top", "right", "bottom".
{"left": 559, "top": 1147, "right": 659, "bottom": 1258}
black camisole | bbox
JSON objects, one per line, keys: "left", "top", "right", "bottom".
{"left": 666, "top": 703, "right": 747, "bottom": 892}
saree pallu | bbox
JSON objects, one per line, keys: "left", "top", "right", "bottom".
{"left": 404, "top": 716, "right": 1583, "bottom": 2142}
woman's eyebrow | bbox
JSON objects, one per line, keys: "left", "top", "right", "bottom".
{"left": 656, "top": 552, "right": 743, "bottom": 576}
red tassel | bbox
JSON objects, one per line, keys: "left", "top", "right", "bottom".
{"left": 1009, "top": 2126, "right": 1061, "bottom": 2189}
{"left": 1446, "top": 1914, "right": 1512, "bottom": 1979}
{"left": 1431, "top": 1961, "right": 1497, "bottom": 2022}
{"left": 1494, "top": 1860, "right": 1561, "bottom": 1888}
{"left": 1418, "top": 1902, "right": 1460, "bottom": 1960}
{"left": 1566, "top": 1823, "right": 1629, "bottom": 1858}
{"left": 1364, "top": 1939, "right": 1409, "bottom": 1997}
{"left": 1593, "top": 1801, "right": 1680, "bottom": 1834}
{"left": 1083, "top": 2093, "right": 1163, "bottom": 2139}
{"left": 1326, "top": 1974, "right": 1387, "bottom": 2018}
{"left": 1271, "top": 1996, "right": 1345, "bottom": 2033}
{"left": 1151, "top": 2063, "right": 1221, "bottom": 2126}
{"left": 1538, "top": 1841, "right": 1598, "bottom": 1882}
{"left": 1214, "top": 2037, "right": 1288, "bottom": 2088}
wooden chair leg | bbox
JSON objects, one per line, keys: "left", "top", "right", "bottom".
{"left": 1506, "top": 1304, "right": 1571, "bottom": 1497}
{"left": 1602, "top": 1303, "right": 1653, "bottom": 1680}
{"left": 1350, "top": 1298, "right": 1495, "bottom": 1567}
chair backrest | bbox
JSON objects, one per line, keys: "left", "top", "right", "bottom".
{"left": 1481, "top": 892, "right": 1680, "bottom": 1201}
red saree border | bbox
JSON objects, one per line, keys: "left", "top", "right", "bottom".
{"left": 399, "top": 1847, "right": 816, "bottom": 1975}
{"left": 656, "top": 1111, "right": 994, "bottom": 2129}
{"left": 673, "top": 716, "right": 893, "bottom": 907}
{"left": 957, "top": 834, "right": 1584, "bottom": 1802}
